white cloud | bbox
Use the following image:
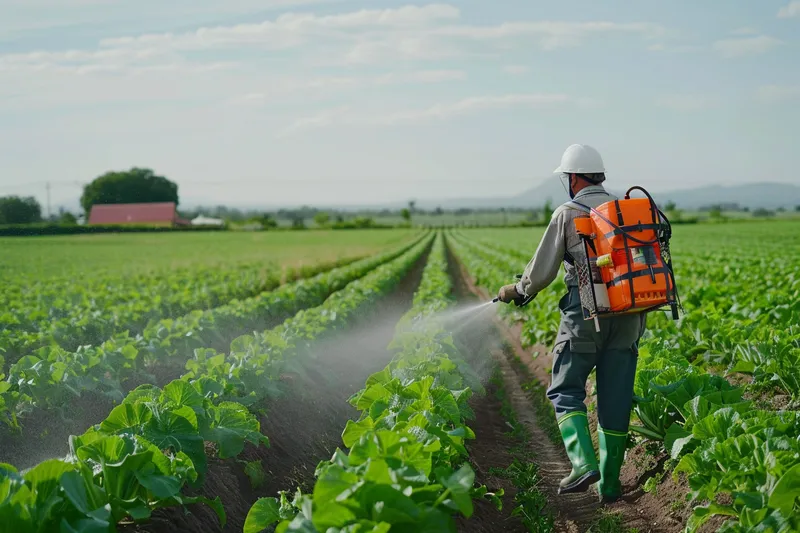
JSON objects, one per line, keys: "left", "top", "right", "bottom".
{"left": 377, "top": 94, "right": 571, "bottom": 123}
{"left": 374, "top": 69, "right": 465, "bottom": 84}
{"left": 656, "top": 94, "right": 714, "bottom": 111}
{"left": 731, "top": 27, "right": 758, "bottom": 35}
{"left": 226, "top": 69, "right": 465, "bottom": 106}
{"left": 99, "top": 4, "right": 460, "bottom": 51}
{"left": 280, "top": 105, "right": 352, "bottom": 135}
{"left": 337, "top": 19, "right": 664, "bottom": 65}
{"left": 97, "top": 7, "right": 662, "bottom": 55}
{"left": 228, "top": 92, "right": 270, "bottom": 106}
{"left": 280, "top": 93, "right": 573, "bottom": 135}
{"left": 0, "top": 3, "right": 669, "bottom": 77}
{"left": 503, "top": 65, "right": 530, "bottom": 75}
{"left": 647, "top": 43, "right": 700, "bottom": 53}
{"left": 712, "top": 35, "right": 781, "bottom": 57}
{"left": 757, "top": 85, "right": 800, "bottom": 103}
{"left": 342, "top": 34, "right": 466, "bottom": 64}
{"left": 778, "top": 1, "right": 800, "bottom": 18}
{"left": 432, "top": 20, "right": 665, "bottom": 50}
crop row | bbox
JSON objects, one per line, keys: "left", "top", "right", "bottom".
{"left": 0, "top": 233, "right": 434, "bottom": 532}
{"left": 0, "top": 257, "right": 368, "bottom": 370}
{"left": 244, "top": 232, "right": 501, "bottom": 532}
{"left": 449, "top": 229, "right": 800, "bottom": 532}
{"left": 0, "top": 234, "right": 426, "bottom": 431}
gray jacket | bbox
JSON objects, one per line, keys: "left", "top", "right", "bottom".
{"left": 516, "top": 185, "right": 618, "bottom": 297}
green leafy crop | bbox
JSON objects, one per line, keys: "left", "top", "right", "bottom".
{"left": 245, "top": 234, "right": 502, "bottom": 533}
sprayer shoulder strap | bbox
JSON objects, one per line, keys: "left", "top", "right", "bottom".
{"left": 562, "top": 201, "right": 593, "bottom": 266}
{"left": 566, "top": 201, "right": 593, "bottom": 214}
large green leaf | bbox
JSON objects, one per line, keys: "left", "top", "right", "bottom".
{"left": 98, "top": 403, "right": 152, "bottom": 434}
{"left": 203, "top": 402, "right": 269, "bottom": 459}
{"left": 244, "top": 498, "right": 281, "bottom": 533}
{"left": 769, "top": 463, "right": 800, "bottom": 515}
{"left": 439, "top": 465, "right": 475, "bottom": 518}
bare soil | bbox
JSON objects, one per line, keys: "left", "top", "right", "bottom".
{"left": 446, "top": 249, "right": 528, "bottom": 533}
{"left": 120, "top": 248, "right": 431, "bottom": 533}
{"left": 455, "top": 378, "right": 529, "bottom": 533}
{"left": 1, "top": 391, "right": 116, "bottom": 470}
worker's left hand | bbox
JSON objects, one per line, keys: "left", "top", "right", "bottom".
{"left": 497, "top": 283, "right": 525, "bottom": 305}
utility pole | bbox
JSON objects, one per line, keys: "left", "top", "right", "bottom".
{"left": 46, "top": 182, "right": 51, "bottom": 220}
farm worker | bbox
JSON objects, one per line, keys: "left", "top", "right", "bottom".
{"left": 495, "top": 144, "right": 645, "bottom": 503}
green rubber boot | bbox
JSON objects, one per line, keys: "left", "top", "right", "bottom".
{"left": 557, "top": 413, "right": 600, "bottom": 495}
{"left": 597, "top": 428, "right": 627, "bottom": 503}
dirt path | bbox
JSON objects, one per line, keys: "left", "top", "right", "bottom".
{"left": 446, "top": 239, "right": 677, "bottom": 533}
{"left": 444, "top": 247, "right": 528, "bottom": 533}
{"left": 122, "top": 248, "right": 430, "bottom": 533}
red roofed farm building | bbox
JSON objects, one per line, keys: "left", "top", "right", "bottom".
{"left": 87, "top": 202, "right": 190, "bottom": 227}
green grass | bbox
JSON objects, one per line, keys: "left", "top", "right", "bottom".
{"left": 586, "top": 510, "right": 640, "bottom": 533}
{"left": 488, "top": 367, "right": 556, "bottom": 533}
{"left": 0, "top": 229, "right": 417, "bottom": 279}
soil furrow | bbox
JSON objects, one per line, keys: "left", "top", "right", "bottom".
{"left": 121, "top": 247, "right": 431, "bottom": 533}
{"left": 445, "top": 245, "right": 528, "bottom": 533}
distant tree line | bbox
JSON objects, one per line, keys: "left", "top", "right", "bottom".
{"left": 4, "top": 166, "right": 800, "bottom": 227}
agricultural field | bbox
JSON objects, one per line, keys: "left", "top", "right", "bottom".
{"left": 1, "top": 221, "right": 798, "bottom": 533}
{"left": 0, "top": 230, "right": 413, "bottom": 371}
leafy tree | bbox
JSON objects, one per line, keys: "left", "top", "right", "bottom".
{"left": 795, "top": 205, "right": 800, "bottom": 212}
{"left": 60, "top": 212, "right": 78, "bottom": 225}
{"left": 542, "top": 199, "right": 554, "bottom": 222}
{"left": 400, "top": 208, "right": 411, "bottom": 224}
{"left": 664, "top": 201, "right": 677, "bottom": 212}
{"left": 753, "top": 208, "right": 774, "bottom": 218}
{"left": 81, "top": 167, "right": 178, "bottom": 214}
{"left": 408, "top": 200, "right": 416, "bottom": 214}
{"left": 0, "top": 196, "right": 42, "bottom": 224}
{"left": 314, "top": 212, "right": 330, "bottom": 227}
{"left": 291, "top": 216, "right": 306, "bottom": 229}
{"left": 351, "top": 216, "right": 375, "bottom": 228}
{"left": 260, "top": 214, "right": 278, "bottom": 229}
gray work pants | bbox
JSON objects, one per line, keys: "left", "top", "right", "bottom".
{"left": 546, "top": 287, "right": 646, "bottom": 434}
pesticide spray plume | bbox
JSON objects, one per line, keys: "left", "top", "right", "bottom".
{"left": 415, "top": 300, "right": 500, "bottom": 347}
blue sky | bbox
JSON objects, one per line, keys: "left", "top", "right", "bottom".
{"left": 1, "top": 0, "right": 799, "bottom": 209}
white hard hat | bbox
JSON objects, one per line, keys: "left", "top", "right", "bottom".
{"left": 553, "top": 144, "right": 606, "bottom": 174}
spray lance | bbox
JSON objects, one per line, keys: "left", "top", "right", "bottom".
{"left": 492, "top": 274, "right": 537, "bottom": 307}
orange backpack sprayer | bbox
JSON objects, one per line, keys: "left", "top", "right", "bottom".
{"left": 570, "top": 186, "right": 681, "bottom": 332}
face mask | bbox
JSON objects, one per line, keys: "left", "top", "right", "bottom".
{"left": 559, "top": 173, "right": 575, "bottom": 199}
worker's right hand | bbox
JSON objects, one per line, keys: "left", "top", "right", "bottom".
{"left": 497, "top": 284, "right": 525, "bottom": 305}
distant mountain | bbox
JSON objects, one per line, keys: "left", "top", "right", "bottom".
{"left": 653, "top": 182, "right": 800, "bottom": 210}
{"left": 409, "top": 180, "right": 572, "bottom": 211}
{"left": 482, "top": 180, "right": 800, "bottom": 211}
{"left": 114, "top": 180, "right": 800, "bottom": 213}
